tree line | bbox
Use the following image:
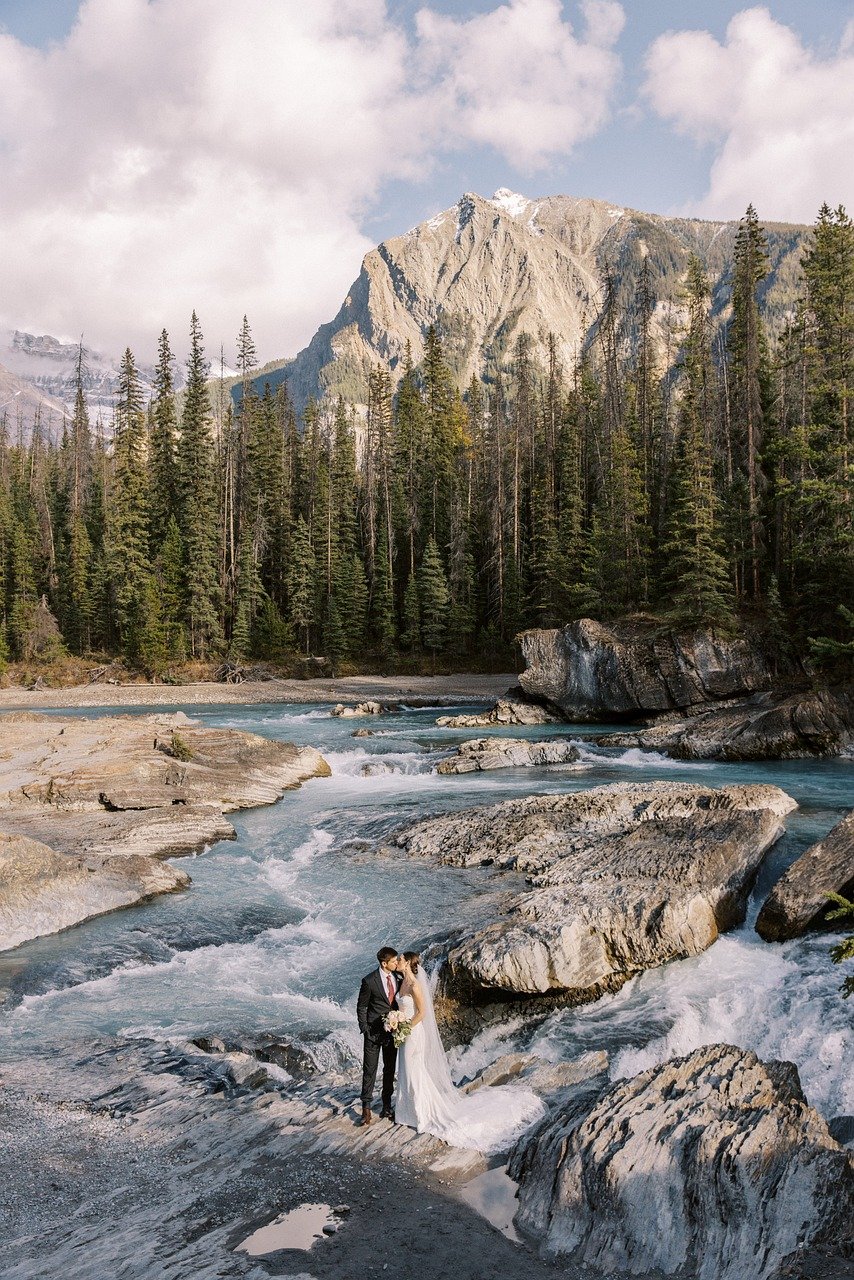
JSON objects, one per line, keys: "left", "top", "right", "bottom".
{"left": 0, "top": 203, "right": 851, "bottom": 675}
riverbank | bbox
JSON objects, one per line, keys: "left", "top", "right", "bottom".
{"left": 0, "top": 672, "right": 517, "bottom": 710}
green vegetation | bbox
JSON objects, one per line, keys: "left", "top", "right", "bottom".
{"left": 827, "top": 894, "right": 854, "bottom": 998}
{"left": 0, "top": 203, "right": 851, "bottom": 675}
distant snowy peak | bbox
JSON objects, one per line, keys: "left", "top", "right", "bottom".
{"left": 489, "top": 187, "right": 531, "bottom": 218}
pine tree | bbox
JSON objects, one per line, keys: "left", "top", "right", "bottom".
{"left": 663, "top": 258, "right": 735, "bottom": 629}
{"left": 107, "top": 348, "right": 152, "bottom": 661}
{"left": 155, "top": 516, "right": 187, "bottom": 662}
{"left": 149, "top": 329, "right": 179, "bottom": 550}
{"left": 177, "top": 313, "right": 222, "bottom": 658}
{"left": 400, "top": 573, "right": 421, "bottom": 654}
{"left": 418, "top": 537, "right": 449, "bottom": 668}
{"left": 287, "top": 515, "right": 315, "bottom": 655}
{"left": 728, "top": 204, "right": 770, "bottom": 597}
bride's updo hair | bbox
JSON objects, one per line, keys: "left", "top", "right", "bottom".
{"left": 403, "top": 951, "right": 420, "bottom": 975}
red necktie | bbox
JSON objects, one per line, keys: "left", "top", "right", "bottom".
{"left": 385, "top": 974, "right": 394, "bottom": 1002}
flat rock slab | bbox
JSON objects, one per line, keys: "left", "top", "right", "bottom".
{"left": 436, "top": 737, "right": 580, "bottom": 774}
{"left": 392, "top": 782, "right": 796, "bottom": 1000}
{"left": 509, "top": 1043, "right": 854, "bottom": 1280}
{"left": 436, "top": 699, "right": 560, "bottom": 729}
{"left": 0, "top": 712, "right": 330, "bottom": 951}
{"left": 595, "top": 685, "right": 854, "bottom": 760}
{"left": 0, "top": 831, "right": 189, "bottom": 951}
{"left": 756, "top": 808, "right": 854, "bottom": 941}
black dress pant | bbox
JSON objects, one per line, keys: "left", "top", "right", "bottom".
{"left": 361, "top": 1035, "right": 397, "bottom": 1108}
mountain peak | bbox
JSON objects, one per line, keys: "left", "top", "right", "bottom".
{"left": 489, "top": 187, "right": 531, "bottom": 217}
{"left": 268, "top": 192, "right": 809, "bottom": 413}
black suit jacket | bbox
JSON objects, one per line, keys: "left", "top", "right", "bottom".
{"left": 357, "top": 969, "right": 400, "bottom": 1044}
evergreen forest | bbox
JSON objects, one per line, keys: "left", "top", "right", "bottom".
{"left": 1, "top": 203, "right": 852, "bottom": 677}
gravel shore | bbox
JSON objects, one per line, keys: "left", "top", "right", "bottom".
{"left": 0, "top": 673, "right": 516, "bottom": 710}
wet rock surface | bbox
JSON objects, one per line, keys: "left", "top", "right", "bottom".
{"left": 331, "top": 700, "right": 398, "bottom": 717}
{"left": 393, "top": 782, "right": 796, "bottom": 1000}
{"left": 596, "top": 685, "right": 854, "bottom": 760}
{"left": 436, "top": 698, "right": 560, "bottom": 729}
{"left": 757, "top": 808, "right": 854, "bottom": 941}
{"left": 0, "top": 712, "right": 329, "bottom": 950}
{"left": 437, "top": 737, "right": 580, "bottom": 774}
{"left": 0, "top": 1040, "right": 574, "bottom": 1280}
{"left": 518, "top": 619, "right": 771, "bottom": 720}
{"left": 508, "top": 1043, "right": 854, "bottom": 1280}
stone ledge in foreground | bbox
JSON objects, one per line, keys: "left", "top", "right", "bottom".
{"left": 508, "top": 1042, "right": 854, "bottom": 1280}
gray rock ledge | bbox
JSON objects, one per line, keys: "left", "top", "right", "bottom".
{"left": 0, "top": 712, "right": 330, "bottom": 950}
{"left": 595, "top": 684, "right": 854, "bottom": 760}
{"left": 393, "top": 781, "right": 796, "bottom": 1001}
{"left": 436, "top": 698, "right": 560, "bottom": 728}
{"left": 518, "top": 619, "right": 771, "bottom": 720}
{"left": 756, "top": 808, "right": 854, "bottom": 941}
{"left": 508, "top": 1042, "right": 854, "bottom": 1280}
{"left": 436, "top": 737, "right": 580, "bottom": 774}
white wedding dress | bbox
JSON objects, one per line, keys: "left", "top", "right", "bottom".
{"left": 394, "top": 972, "right": 544, "bottom": 1153}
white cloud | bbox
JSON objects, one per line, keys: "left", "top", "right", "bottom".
{"left": 642, "top": 6, "right": 854, "bottom": 222}
{"left": 416, "top": 0, "right": 624, "bottom": 169}
{"left": 0, "top": 0, "right": 625, "bottom": 364}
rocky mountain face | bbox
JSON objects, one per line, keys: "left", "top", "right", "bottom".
{"left": 0, "top": 329, "right": 174, "bottom": 440}
{"left": 0, "top": 359, "right": 68, "bottom": 442}
{"left": 278, "top": 188, "right": 809, "bottom": 411}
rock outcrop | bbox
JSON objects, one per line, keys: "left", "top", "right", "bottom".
{"left": 436, "top": 738, "right": 580, "bottom": 774}
{"left": 508, "top": 1043, "right": 854, "bottom": 1280}
{"left": 331, "top": 700, "right": 397, "bottom": 717}
{"left": 393, "top": 782, "right": 795, "bottom": 1001}
{"left": 596, "top": 684, "right": 854, "bottom": 760}
{"left": 0, "top": 832, "right": 190, "bottom": 952}
{"left": 436, "top": 698, "right": 559, "bottom": 729}
{"left": 756, "top": 809, "right": 854, "bottom": 941}
{"left": 518, "top": 619, "right": 771, "bottom": 720}
{"left": 0, "top": 712, "right": 330, "bottom": 950}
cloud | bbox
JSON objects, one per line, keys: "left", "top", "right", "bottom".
{"left": 416, "top": 0, "right": 624, "bottom": 169}
{"left": 642, "top": 6, "right": 854, "bottom": 222}
{"left": 0, "top": 0, "right": 625, "bottom": 364}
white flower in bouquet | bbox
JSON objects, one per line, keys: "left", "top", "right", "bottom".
{"left": 383, "top": 1009, "right": 412, "bottom": 1046}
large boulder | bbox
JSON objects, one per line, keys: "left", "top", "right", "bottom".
{"left": 394, "top": 782, "right": 795, "bottom": 1001}
{"left": 518, "top": 619, "right": 771, "bottom": 720}
{"left": 756, "top": 809, "right": 854, "bottom": 941}
{"left": 596, "top": 684, "right": 854, "bottom": 760}
{"left": 436, "top": 738, "right": 580, "bottom": 774}
{"left": 508, "top": 1043, "right": 854, "bottom": 1280}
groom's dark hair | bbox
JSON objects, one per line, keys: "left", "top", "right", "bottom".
{"left": 377, "top": 946, "right": 398, "bottom": 965}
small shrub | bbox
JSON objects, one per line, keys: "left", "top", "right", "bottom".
{"left": 170, "top": 730, "right": 195, "bottom": 762}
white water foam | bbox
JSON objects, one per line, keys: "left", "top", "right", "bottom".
{"left": 571, "top": 741, "right": 714, "bottom": 771}
{"left": 608, "top": 930, "right": 853, "bottom": 1118}
{"left": 325, "top": 747, "right": 435, "bottom": 776}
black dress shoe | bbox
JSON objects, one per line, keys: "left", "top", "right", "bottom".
{"left": 379, "top": 1108, "right": 395, "bottom": 1122}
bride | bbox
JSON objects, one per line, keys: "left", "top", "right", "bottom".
{"left": 394, "top": 951, "right": 544, "bottom": 1152}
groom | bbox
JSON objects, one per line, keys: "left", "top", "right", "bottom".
{"left": 356, "top": 946, "right": 401, "bottom": 1126}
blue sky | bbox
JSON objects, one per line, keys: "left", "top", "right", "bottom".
{"left": 0, "top": 1, "right": 851, "bottom": 361}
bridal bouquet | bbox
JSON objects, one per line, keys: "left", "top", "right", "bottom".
{"left": 383, "top": 1009, "right": 412, "bottom": 1047}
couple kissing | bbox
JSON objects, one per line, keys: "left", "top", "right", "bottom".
{"left": 355, "top": 945, "right": 544, "bottom": 1152}
{"left": 356, "top": 946, "right": 420, "bottom": 1127}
